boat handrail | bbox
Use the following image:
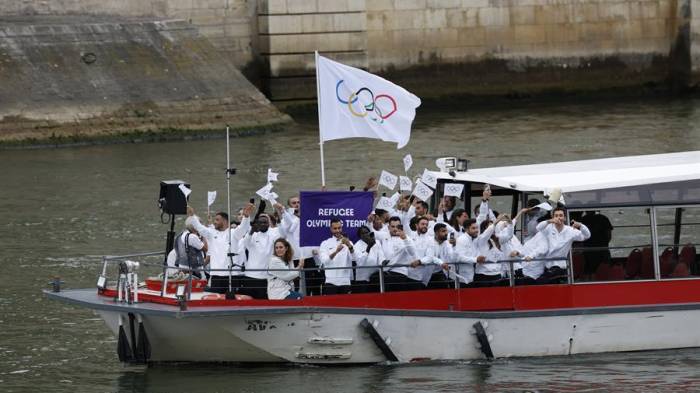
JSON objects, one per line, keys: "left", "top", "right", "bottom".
{"left": 102, "top": 251, "right": 165, "bottom": 261}
{"left": 98, "top": 253, "right": 568, "bottom": 302}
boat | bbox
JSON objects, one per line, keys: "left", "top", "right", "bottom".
{"left": 45, "top": 150, "right": 700, "bottom": 364}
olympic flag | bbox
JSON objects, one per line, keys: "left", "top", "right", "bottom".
{"left": 316, "top": 54, "right": 421, "bottom": 150}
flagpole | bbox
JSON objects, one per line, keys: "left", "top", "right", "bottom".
{"left": 315, "top": 50, "right": 326, "bottom": 188}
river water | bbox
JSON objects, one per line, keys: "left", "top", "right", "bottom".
{"left": 3, "top": 98, "right": 700, "bottom": 392}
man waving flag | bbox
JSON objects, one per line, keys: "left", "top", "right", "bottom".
{"left": 316, "top": 53, "right": 421, "bottom": 149}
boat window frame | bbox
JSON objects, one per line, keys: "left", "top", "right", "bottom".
{"left": 566, "top": 203, "right": 700, "bottom": 285}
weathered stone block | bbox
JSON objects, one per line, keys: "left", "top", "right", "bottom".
{"left": 367, "top": 12, "right": 385, "bottom": 30}
{"left": 365, "top": 0, "right": 394, "bottom": 11}
{"left": 579, "top": 22, "right": 615, "bottom": 42}
{"left": 641, "top": 18, "right": 668, "bottom": 39}
{"left": 426, "top": 0, "right": 461, "bottom": 8}
{"left": 259, "top": 0, "right": 287, "bottom": 14}
{"left": 478, "top": 7, "right": 510, "bottom": 27}
{"left": 384, "top": 10, "right": 425, "bottom": 30}
{"left": 483, "top": 25, "right": 515, "bottom": 47}
{"left": 457, "top": 26, "right": 486, "bottom": 46}
{"left": 512, "top": 6, "right": 536, "bottom": 25}
{"left": 264, "top": 51, "right": 368, "bottom": 77}
{"left": 447, "top": 8, "right": 478, "bottom": 28}
{"left": 286, "top": 0, "right": 316, "bottom": 14}
{"left": 261, "top": 31, "right": 367, "bottom": 53}
{"left": 514, "top": 24, "right": 545, "bottom": 44}
{"left": 598, "top": 2, "right": 629, "bottom": 21}
{"left": 544, "top": 23, "right": 578, "bottom": 43}
{"left": 424, "top": 9, "right": 447, "bottom": 29}
{"left": 461, "top": 0, "right": 489, "bottom": 8}
{"left": 424, "top": 28, "right": 459, "bottom": 47}
{"left": 394, "top": 0, "right": 426, "bottom": 10}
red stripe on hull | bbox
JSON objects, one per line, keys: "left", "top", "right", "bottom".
{"left": 101, "top": 279, "right": 700, "bottom": 312}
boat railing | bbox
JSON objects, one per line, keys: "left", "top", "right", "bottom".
{"left": 96, "top": 252, "right": 567, "bottom": 304}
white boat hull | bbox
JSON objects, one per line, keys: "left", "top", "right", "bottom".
{"left": 96, "top": 306, "right": 700, "bottom": 364}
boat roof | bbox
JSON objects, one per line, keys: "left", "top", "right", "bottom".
{"left": 432, "top": 151, "right": 700, "bottom": 193}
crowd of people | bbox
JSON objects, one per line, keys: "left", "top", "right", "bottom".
{"left": 168, "top": 183, "right": 592, "bottom": 300}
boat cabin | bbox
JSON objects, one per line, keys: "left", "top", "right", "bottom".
{"left": 427, "top": 151, "right": 700, "bottom": 283}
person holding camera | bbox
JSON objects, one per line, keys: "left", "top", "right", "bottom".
{"left": 318, "top": 218, "right": 353, "bottom": 295}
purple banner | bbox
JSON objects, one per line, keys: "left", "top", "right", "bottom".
{"left": 300, "top": 191, "right": 374, "bottom": 247}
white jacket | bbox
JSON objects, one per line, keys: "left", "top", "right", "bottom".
{"left": 267, "top": 256, "right": 299, "bottom": 300}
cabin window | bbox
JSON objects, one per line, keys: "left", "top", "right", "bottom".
{"left": 570, "top": 207, "right": 654, "bottom": 282}
{"left": 655, "top": 207, "right": 700, "bottom": 279}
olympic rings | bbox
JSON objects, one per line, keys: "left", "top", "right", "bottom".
{"left": 335, "top": 80, "right": 398, "bottom": 123}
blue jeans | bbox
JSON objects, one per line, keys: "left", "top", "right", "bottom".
{"left": 285, "top": 290, "right": 303, "bottom": 300}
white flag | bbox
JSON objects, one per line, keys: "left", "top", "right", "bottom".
{"left": 376, "top": 196, "right": 395, "bottom": 211}
{"left": 255, "top": 183, "right": 273, "bottom": 200}
{"left": 378, "top": 170, "right": 398, "bottom": 190}
{"left": 389, "top": 192, "right": 401, "bottom": 205}
{"left": 317, "top": 54, "right": 421, "bottom": 149}
{"left": 399, "top": 176, "right": 412, "bottom": 192}
{"left": 412, "top": 180, "right": 434, "bottom": 202}
{"left": 535, "top": 202, "right": 553, "bottom": 211}
{"left": 207, "top": 191, "right": 217, "bottom": 207}
{"left": 178, "top": 184, "right": 191, "bottom": 199}
{"left": 267, "top": 168, "right": 279, "bottom": 182}
{"left": 403, "top": 154, "right": 413, "bottom": 172}
{"left": 443, "top": 183, "right": 464, "bottom": 198}
{"left": 421, "top": 168, "right": 438, "bottom": 189}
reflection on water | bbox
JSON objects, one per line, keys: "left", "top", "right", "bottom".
{"left": 4, "top": 98, "right": 700, "bottom": 392}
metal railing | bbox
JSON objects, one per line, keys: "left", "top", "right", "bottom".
{"left": 96, "top": 251, "right": 568, "bottom": 306}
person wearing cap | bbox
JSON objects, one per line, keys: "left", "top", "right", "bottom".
{"left": 173, "top": 216, "right": 209, "bottom": 280}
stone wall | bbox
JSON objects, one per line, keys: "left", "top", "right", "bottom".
{"left": 0, "top": 16, "right": 290, "bottom": 144}
{"left": 0, "top": 0, "right": 257, "bottom": 68}
{"left": 1, "top": 0, "right": 697, "bottom": 103}
{"left": 258, "top": 0, "right": 692, "bottom": 101}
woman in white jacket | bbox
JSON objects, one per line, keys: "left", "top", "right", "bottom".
{"left": 268, "top": 238, "right": 305, "bottom": 300}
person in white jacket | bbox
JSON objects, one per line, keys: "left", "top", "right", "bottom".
{"left": 352, "top": 226, "right": 385, "bottom": 293}
{"left": 240, "top": 213, "right": 280, "bottom": 299}
{"left": 267, "top": 238, "right": 304, "bottom": 300}
{"left": 318, "top": 218, "right": 354, "bottom": 295}
{"left": 536, "top": 206, "right": 591, "bottom": 283}
{"left": 187, "top": 204, "right": 253, "bottom": 294}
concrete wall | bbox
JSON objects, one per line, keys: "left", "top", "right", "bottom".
{"left": 0, "top": 0, "right": 257, "bottom": 68}
{"left": 1, "top": 0, "right": 697, "bottom": 103}
{"left": 258, "top": 0, "right": 694, "bottom": 100}
{"left": 0, "top": 16, "right": 289, "bottom": 143}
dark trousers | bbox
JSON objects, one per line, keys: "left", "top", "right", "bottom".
{"left": 237, "top": 277, "right": 268, "bottom": 299}
{"left": 539, "top": 266, "right": 568, "bottom": 284}
{"left": 428, "top": 271, "right": 452, "bottom": 289}
{"left": 474, "top": 273, "right": 507, "bottom": 287}
{"left": 368, "top": 272, "right": 382, "bottom": 292}
{"left": 351, "top": 280, "right": 377, "bottom": 293}
{"left": 384, "top": 271, "right": 423, "bottom": 292}
{"left": 300, "top": 257, "right": 323, "bottom": 296}
{"left": 208, "top": 275, "right": 244, "bottom": 294}
{"left": 322, "top": 283, "right": 351, "bottom": 295}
